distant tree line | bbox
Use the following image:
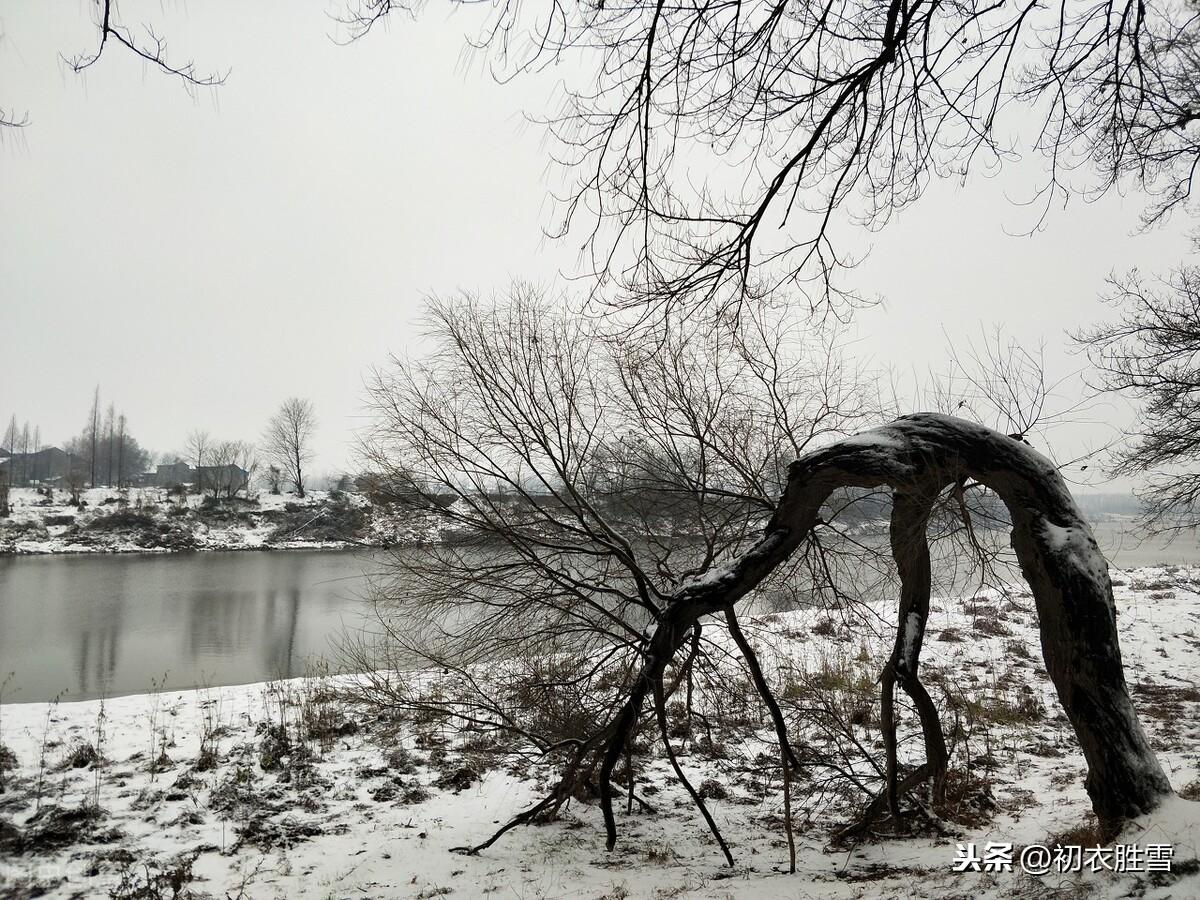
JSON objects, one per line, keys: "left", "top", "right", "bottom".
{"left": 170, "top": 397, "right": 318, "bottom": 500}
{"left": 2, "top": 391, "right": 321, "bottom": 507}
{"left": 1, "top": 416, "right": 42, "bottom": 486}
{"left": 2, "top": 392, "right": 149, "bottom": 493}
{"left": 61, "top": 387, "right": 153, "bottom": 490}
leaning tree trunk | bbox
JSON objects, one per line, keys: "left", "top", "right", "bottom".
{"left": 879, "top": 485, "right": 948, "bottom": 817}
{"left": 461, "top": 413, "right": 1172, "bottom": 857}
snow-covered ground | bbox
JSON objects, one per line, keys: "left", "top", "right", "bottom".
{"left": 0, "top": 488, "right": 385, "bottom": 555}
{"left": 1, "top": 567, "right": 1198, "bottom": 899}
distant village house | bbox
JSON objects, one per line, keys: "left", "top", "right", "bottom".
{"left": 150, "top": 462, "right": 251, "bottom": 496}
{"left": 0, "top": 446, "right": 76, "bottom": 484}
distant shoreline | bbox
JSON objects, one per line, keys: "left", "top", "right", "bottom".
{"left": 1, "top": 541, "right": 374, "bottom": 557}
{"left": 0, "top": 486, "right": 399, "bottom": 556}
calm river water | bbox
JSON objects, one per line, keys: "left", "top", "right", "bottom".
{"left": 1, "top": 521, "right": 1197, "bottom": 703}
{"left": 0, "top": 550, "right": 386, "bottom": 704}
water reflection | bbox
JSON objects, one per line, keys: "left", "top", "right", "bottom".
{"left": 263, "top": 588, "right": 303, "bottom": 680}
{"left": 0, "top": 551, "right": 378, "bottom": 703}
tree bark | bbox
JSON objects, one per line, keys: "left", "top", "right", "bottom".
{"left": 881, "top": 485, "right": 948, "bottom": 816}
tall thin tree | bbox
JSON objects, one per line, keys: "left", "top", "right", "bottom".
{"left": 186, "top": 430, "right": 212, "bottom": 496}
{"left": 263, "top": 398, "right": 316, "bottom": 499}
{"left": 105, "top": 403, "right": 116, "bottom": 487}
{"left": 87, "top": 386, "right": 101, "bottom": 488}
{"left": 116, "top": 414, "right": 127, "bottom": 489}
{"left": 19, "top": 422, "right": 29, "bottom": 487}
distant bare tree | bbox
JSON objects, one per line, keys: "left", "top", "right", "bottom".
{"left": 104, "top": 403, "right": 116, "bottom": 487}
{"left": 0, "top": 417, "right": 13, "bottom": 505}
{"left": 202, "top": 440, "right": 259, "bottom": 500}
{"left": 63, "top": 414, "right": 151, "bottom": 491}
{"left": 2, "top": 417, "right": 16, "bottom": 456}
{"left": 18, "top": 421, "right": 30, "bottom": 487}
{"left": 186, "top": 430, "right": 212, "bottom": 496}
{"left": 263, "top": 399, "right": 316, "bottom": 499}
{"left": 234, "top": 441, "right": 259, "bottom": 498}
{"left": 0, "top": 470, "right": 9, "bottom": 518}
{"left": 115, "top": 414, "right": 127, "bottom": 489}
{"left": 204, "top": 441, "right": 234, "bottom": 499}
{"left": 265, "top": 465, "right": 284, "bottom": 495}
{"left": 64, "top": 467, "right": 87, "bottom": 507}
{"left": 87, "top": 387, "right": 101, "bottom": 488}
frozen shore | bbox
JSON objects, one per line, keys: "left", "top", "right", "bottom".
{"left": 0, "top": 487, "right": 405, "bottom": 556}
{"left": 1, "top": 566, "right": 1199, "bottom": 898}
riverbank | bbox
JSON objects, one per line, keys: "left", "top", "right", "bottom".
{"left": 1, "top": 565, "right": 1198, "bottom": 898}
{"left": 0, "top": 487, "right": 415, "bottom": 555}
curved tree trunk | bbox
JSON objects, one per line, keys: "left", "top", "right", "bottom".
{"left": 461, "top": 413, "right": 1172, "bottom": 857}
{"left": 881, "top": 486, "right": 948, "bottom": 816}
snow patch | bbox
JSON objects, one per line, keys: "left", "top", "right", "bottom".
{"left": 901, "top": 609, "right": 921, "bottom": 664}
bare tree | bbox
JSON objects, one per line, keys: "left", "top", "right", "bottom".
{"left": 104, "top": 402, "right": 116, "bottom": 487}
{"left": 64, "top": 466, "right": 87, "bottom": 507}
{"left": 0, "top": 469, "right": 9, "bottom": 518}
{"left": 2, "top": 417, "right": 16, "bottom": 456}
{"left": 201, "top": 439, "right": 259, "bottom": 500}
{"left": 115, "top": 414, "right": 127, "bottom": 489}
{"left": 204, "top": 441, "right": 234, "bottom": 499}
{"left": 18, "top": 421, "right": 30, "bottom": 487}
{"left": 186, "top": 430, "right": 212, "bottom": 496}
{"left": 263, "top": 399, "right": 316, "bottom": 498}
{"left": 234, "top": 441, "right": 259, "bottom": 498}
{"left": 1077, "top": 267, "right": 1200, "bottom": 529}
{"left": 355, "top": 289, "right": 1170, "bottom": 864}
{"left": 87, "top": 386, "right": 101, "bottom": 488}
{"left": 357, "top": 287, "right": 873, "bottom": 856}
{"left": 265, "top": 465, "right": 284, "bottom": 495}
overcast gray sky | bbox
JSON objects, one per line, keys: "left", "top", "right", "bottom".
{"left": 2, "top": 2, "right": 1194, "bottom": 486}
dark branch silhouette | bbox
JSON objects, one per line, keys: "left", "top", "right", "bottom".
{"left": 1077, "top": 265, "right": 1200, "bottom": 529}
{"left": 341, "top": 0, "right": 1200, "bottom": 323}
{"left": 64, "top": 0, "right": 228, "bottom": 89}
{"left": 0, "top": 107, "right": 29, "bottom": 129}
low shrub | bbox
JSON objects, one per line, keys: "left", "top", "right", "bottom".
{"left": 88, "top": 509, "right": 156, "bottom": 531}
{"left": 267, "top": 497, "right": 366, "bottom": 543}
